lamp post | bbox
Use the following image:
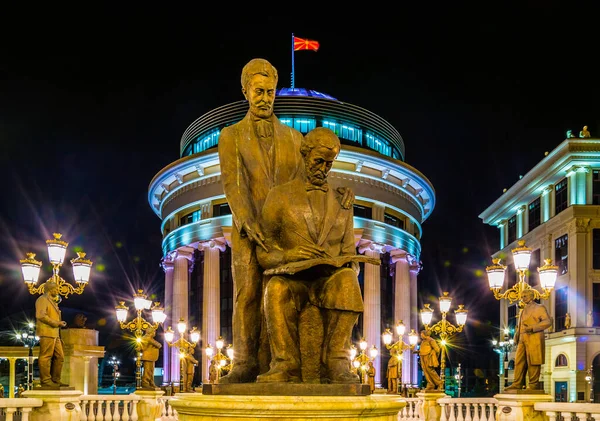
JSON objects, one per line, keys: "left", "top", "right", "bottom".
{"left": 382, "top": 321, "right": 419, "bottom": 390}
{"left": 164, "top": 319, "right": 200, "bottom": 392}
{"left": 108, "top": 356, "right": 120, "bottom": 395}
{"left": 586, "top": 366, "right": 594, "bottom": 403}
{"left": 115, "top": 290, "right": 167, "bottom": 389}
{"left": 454, "top": 363, "right": 463, "bottom": 397}
{"left": 350, "top": 338, "right": 378, "bottom": 384}
{"left": 485, "top": 240, "right": 558, "bottom": 304}
{"left": 16, "top": 322, "right": 39, "bottom": 390}
{"left": 205, "top": 337, "right": 233, "bottom": 384}
{"left": 420, "top": 292, "right": 468, "bottom": 389}
{"left": 492, "top": 327, "right": 515, "bottom": 392}
{"left": 19, "top": 233, "right": 93, "bottom": 298}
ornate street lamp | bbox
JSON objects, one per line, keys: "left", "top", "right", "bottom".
{"left": 108, "top": 356, "right": 120, "bottom": 395}
{"left": 454, "top": 363, "right": 463, "bottom": 397}
{"left": 382, "top": 321, "right": 418, "bottom": 391}
{"left": 485, "top": 240, "right": 558, "bottom": 304}
{"left": 492, "top": 327, "right": 515, "bottom": 391}
{"left": 586, "top": 366, "right": 594, "bottom": 403}
{"left": 115, "top": 290, "right": 166, "bottom": 389}
{"left": 350, "top": 338, "right": 378, "bottom": 385}
{"left": 19, "top": 233, "right": 93, "bottom": 298}
{"left": 420, "top": 292, "right": 468, "bottom": 389}
{"left": 205, "top": 337, "right": 233, "bottom": 384}
{"left": 16, "top": 322, "right": 39, "bottom": 390}
{"left": 164, "top": 318, "right": 200, "bottom": 392}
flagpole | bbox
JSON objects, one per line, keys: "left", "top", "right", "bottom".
{"left": 291, "top": 33, "right": 295, "bottom": 89}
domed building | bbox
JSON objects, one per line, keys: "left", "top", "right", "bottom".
{"left": 148, "top": 87, "right": 435, "bottom": 387}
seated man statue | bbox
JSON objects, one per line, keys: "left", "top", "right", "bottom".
{"left": 256, "top": 127, "right": 368, "bottom": 384}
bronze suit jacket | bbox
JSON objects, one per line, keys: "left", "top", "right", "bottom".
{"left": 35, "top": 294, "right": 62, "bottom": 338}
{"left": 218, "top": 113, "right": 304, "bottom": 236}
{"left": 258, "top": 178, "right": 363, "bottom": 312}
{"left": 515, "top": 301, "right": 552, "bottom": 365}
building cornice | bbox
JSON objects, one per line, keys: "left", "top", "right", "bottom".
{"left": 479, "top": 138, "right": 600, "bottom": 225}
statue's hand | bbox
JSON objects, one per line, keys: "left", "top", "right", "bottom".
{"left": 337, "top": 187, "right": 355, "bottom": 210}
{"left": 242, "top": 221, "right": 268, "bottom": 252}
{"left": 59, "top": 321, "right": 67, "bottom": 328}
{"left": 284, "top": 245, "right": 327, "bottom": 263}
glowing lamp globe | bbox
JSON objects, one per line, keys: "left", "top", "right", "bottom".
{"left": 382, "top": 329, "right": 393, "bottom": 346}
{"left": 46, "top": 233, "right": 68, "bottom": 265}
{"left": 151, "top": 303, "right": 167, "bottom": 324}
{"left": 455, "top": 304, "right": 468, "bottom": 326}
{"left": 226, "top": 346, "right": 234, "bottom": 360}
{"left": 177, "top": 319, "right": 187, "bottom": 334}
{"left": 512, "top": 240, "right": 532, "bottom": 271}
{"left": 408, "top": 329, "right": 418, "bottom": 346}
{"left": 205, "top": 344, "right": 214, "bottom": 357}
{"left": 538, "top": 259, "right": 558, "bottom": 290}
{"left": 359, "top": 338, "right": 368, "bottom": 351}
{"left": 190, "top": 327, "right": 200, "bottom": 343}
{"left": 486, "top": 258, "right": 506, "bottom": 289}
{"left": 396, "top": 320, "right": 406, "bottom": 336}
{"left": 369, "top": 345, "right": 378, "bottom": 359}
{"left": 216, "top": 336, "right": 225, "bottom": 350}
{"left": 353, "top": 359, "right": 360, "bottom": 369}
{"left": 220, "top": 359, "right": 226, "bottom": 367}
{"left": 71, "top": 252, "right": 92, "bottom": 283}
{"left": 20, "top": 253, "right": 42, "bottom": 284}
{"left": 439, "top": 292, "right": 452, "bottom": 313}
{"left": 349, "top": 345, "right": 357, "bottom": 360}
{"left": 164, "top": 327, "right": 175, "bottom": 343}
{"left": 133, "top": 290, "right": 151, "bottom": 311}
{"left": 420, "top": 304, "right": 434, "bottom": 326}
{"left": 115, "top": 302, "right": 129, "bottom": 323}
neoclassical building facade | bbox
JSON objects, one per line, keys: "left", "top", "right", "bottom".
{"left": 480, "top": 135, "right": 600, "bottom": 402}
{"left": 148, "top": 88, "right": 436, "bottom": 387}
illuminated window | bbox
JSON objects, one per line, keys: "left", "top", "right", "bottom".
{"left": 555, "top": 178, "right": 568, "bottom": 214}
{"left": 555, "top": 354, "right": 568, "bottom": 367}
{"left": 507, "top": 215, "right": 517, "bottom": 244}
{"left": 193, "top": 129, "right": 220, "bottom": 154}
{"left": 555, "top": 234, "right": 568, "bottom": 275}
{"left": 384, "top": 213, "right": 405, "bottom": 230}
{"left": 528, "top": 198, "right": 541, "bottom": 231}
{"left": 279, "top": 117, "right": 316, "bottom": 133}
{"left": 180, "top": 210, "right": 201, "bottom": 226}
{"left": 365, "top": 133, "right": 391, "bottom": 157}
{"left": 322, "top": 120, "right": 339, "bottom": 135}
{"left": 554, "top": 287, "right": 568, "bottom": 331}
{"left": 594, "top": 171, "right": 600, "bottom": 205}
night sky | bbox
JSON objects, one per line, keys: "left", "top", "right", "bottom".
{"left": 1, "top": 7, "right": 598, "bottom": 376}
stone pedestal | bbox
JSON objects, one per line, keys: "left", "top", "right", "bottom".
{"left": 494, "top": 393, "right": 553, "bottom": 421}
{"left": 61, "top": 328, "right": 105, "bottom": 394}
{"left": 134, "top": 389, "right": 166, "bottom": 421}
{"left": 169, "top": 393, "right": 405, "bottom": 420}
{"left": 417, "top": 391, "right": 448, "bottom": 421}
{"left": 21, "top": 389, "right": 82, "bottom": 421}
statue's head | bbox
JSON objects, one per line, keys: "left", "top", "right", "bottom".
{"left": 146, "top": 326, "right": 156, "bottom": 337}
{"left": 44, "top": 281, "right": 59, "bottom": 298}
{"left": 74, "top": 313, "right": 87, "bottom": 328}
{"left": 301, "top": 127, "right": 340, "bottom": 187}
{"left": 521, "top": 289, "right": 535, "bottom": 304}
{"left": 241, "top": 58, "right": 278, "bottom": 120}
{"left": 420, "top": 329, "right": 431, "bottom": 339}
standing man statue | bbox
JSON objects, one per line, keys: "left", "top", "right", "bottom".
{"left": 505, "top": 289, "right": 552, "bottom": 391}
{"left": 35, "top": 280, "right": 68, "bottom": 387}
{"left": 218, "top": 58, "right": 306, "bottom": 383}
{"left": 139, "top": 326, "right": 162, "bottom": 389}
{"left": 181, "top": 348, "right": 198, "bottom": 392}
{"left": 367, "top": 361, "right": 376, "bottom": 393}
{"left": 387, "top": 348, "right": 399, "bottom": 393}
{"left": 418, "top": 330, "right": 442, "bottom": 391}
{"left": 256, "top": 128, "right": 370, "bottom": 384}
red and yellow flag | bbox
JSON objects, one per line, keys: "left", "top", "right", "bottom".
{"left": 294, "top": 37, "right": 319, "bottom": 51}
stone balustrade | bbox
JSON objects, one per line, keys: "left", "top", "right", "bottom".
{"left": 79, "top": 395, "right": 141, "bottom": 421}
{"left": 0, "top": 398, "right": 43, "bottom": 421}
{"left": 534, "top": 402, "right": 600, "bottom": 421}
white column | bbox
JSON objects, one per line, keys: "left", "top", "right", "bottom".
{"left": 199, "top": 239, "right": 226, "bottom": 383}
{"left": 498, "top": 220, "right": 507, "bottom": 250}
{"left": 358, "top": 241, "right": 384, "bottom": 386}
{"left": 409, "top": 258, "right": 420, "bottom": 385}
{"left": 83, "top": 356, "right": 90, "bottom": 395}
{"left": 171, "top": 246, "right": 194, "bottom": 385}
{"left": 161, "top": 257, "right": 174, "bottom": 384}
{"left": 541, "top": 185, "right": 553, "bottom": 223}
{"left": 391, "top": 250, "right": 413, "bottom": 385}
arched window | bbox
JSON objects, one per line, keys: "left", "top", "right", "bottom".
{"left": 555, "top": 354, "right": 568, "bottom": 367}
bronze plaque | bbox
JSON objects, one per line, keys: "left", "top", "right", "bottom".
{"left": 502, "top": 407, "right": 512, "bottom": 414}
{"left": 65, "top": 403, "right": 75, "bottom": 411}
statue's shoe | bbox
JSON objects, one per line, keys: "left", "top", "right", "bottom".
{"left": 53, "top": 381, "right": 69, "bottom": 387}
{"left": 327, "top": 359, "right": 360, "bottom": 384}
{"left": 256, "top": 367, "right": 300, "bottom": 383}
{"left": 505, "top": 383, "right": 523, "bottom": 391}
